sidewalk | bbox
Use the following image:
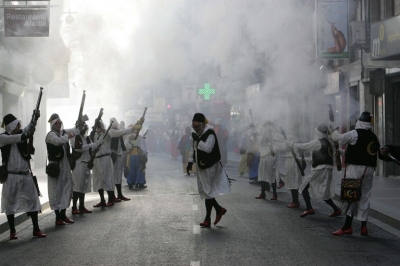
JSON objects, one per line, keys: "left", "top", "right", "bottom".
{"left": 228, "top": 151, "right": 400, "bottom": 231}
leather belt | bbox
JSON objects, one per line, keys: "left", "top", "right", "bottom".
{"left": 8, "top": 170, "right": 30, "bottom": 175}
{"left": 95, "top": 153, "right": 110, "bottom": 159}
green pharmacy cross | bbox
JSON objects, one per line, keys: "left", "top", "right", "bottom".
{"left": 198, "top": 83, "right": 215, "bottom": 100}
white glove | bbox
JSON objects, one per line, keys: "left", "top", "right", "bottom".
{"left": 73, "top": 128, "right": 81, "bottom": 135}
{"left": 285, "top": 140, "right": 293, "bottom": 147}
{"left": 89, "top": 142, "right": 98, "bottom": 149}
{"left": 97, "top": 138, "right": 105, "bottom": 145}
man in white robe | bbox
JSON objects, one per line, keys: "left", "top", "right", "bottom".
{"left": 92, "top": 119, "right": 141, "bottom": 207}
{"left": 46, "top": 113, "right": 80, "bottom": 226}
{"left": 70, "top": 117, "right": 103, "bottom": 214}
{"left": 287, "top": 124, "right": 341, "bottom": 218}
{"left": 331, "top": 112, "right": 380, "bottom": 236}
{"left": 187, "top": 113, "right": 230, "bottom": 227}
{"left": 255, "top": 123, "right": 279, "bottom": 200}
{"left": 274, "top": 133, "right": 303, "bottom": 208}
{"left": 1, "top": 113, "right": 45, "bottom": 239}
{"left": 110, "top": 117, "right": 140, "bottom": 201}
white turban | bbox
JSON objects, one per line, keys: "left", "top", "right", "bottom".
{"left": 5, "top": 119, "right": 20, "bottom": 134}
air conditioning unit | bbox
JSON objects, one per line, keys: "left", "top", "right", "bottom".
{"left": 349, "top": 21, "right": 366, "bottom": 47}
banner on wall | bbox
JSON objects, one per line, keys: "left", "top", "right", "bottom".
{"left": 316, "top": 1, "right": 349, "bottom": 59}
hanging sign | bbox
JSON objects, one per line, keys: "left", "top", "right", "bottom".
{"left": 4, "top": 8, "right": 50, "bottom": 37}
{"left": 316, "top": 1, "right": 349, "bottom": 59}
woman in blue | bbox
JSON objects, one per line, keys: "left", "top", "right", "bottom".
{"left": 125, "top": 129, "right": 148, "bottom": 189}
{"left": 248, "top": 130, "right": 260, "bottom": 184}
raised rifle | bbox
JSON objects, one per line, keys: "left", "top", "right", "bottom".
{"left": 75, "top": 91, "right": 86, "bottom": 130}
{"left": 280, "top": 127, "right": 305, "bottom": 176}
{"left": 328, "top": 104, "right": 342, "bottom": 171}
{"left": 134, "top": 107, "right": 147, "bottom": 140}
{"left": 89, "top": 108, "right": 104, "bottom": 142}
{"left": 87, "top": 121, "right": 114, "bottom": 170}
{"left": 26, "top": 87, "right": 43, "bottom": 155}
{"left": 143, "top": 129, "right": 149, "bottom": 138}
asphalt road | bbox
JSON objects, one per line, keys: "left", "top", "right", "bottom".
{"left": 1, "top": 153, "right": 400, "bottom": 266}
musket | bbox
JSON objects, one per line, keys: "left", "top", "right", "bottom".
{"left": 26, "top": 87, "right": 43, "bottom": 155}
{"left": 143, "top": 129, "right": 149, "bottom": 138}
{"left": 249, "top": 109, "right": 254, "bottom": 126}
{"left": 328, "top": 104, "right": 342, "bottom": 171}
{"left": 134, "top": 107, "right": 147, "bottom": 140}
{"left": 280, "top": 127, "right": 305, "bottom": 176}
{"left": 89, "top": 108, "right": 104, "bottom": 142}
{"left": 75, "top": 91, "right": 86, "bottom": 130}
{"left": 87, "top": 121, "right": 114, "bottom": 169}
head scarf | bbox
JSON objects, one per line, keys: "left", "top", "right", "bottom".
{"left": 110, "top": 117, "right": 119, "bottom": 129}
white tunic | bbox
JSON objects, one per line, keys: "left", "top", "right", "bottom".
{"left": 258, "top": 136, "right": 278, "bottom": 183}
{"left": 275, "top": 142, "right": 302, "bottom": 189}
{"left": 294, "top": 139, "right": 335, "bottom": 200}
{"left": 46, "top": 129, "right": 75, "bottom": 210}
{"left": 70, "top": 135, "right": 97, "bottom": 193}
{"left": 92, "top": 131, "right": 114, "bottom": 191}
{"left": 331, "top": 121, "right": 376, "bottom": 221}
{"left": 0, "top": 127, "right": 41, "bottom": 215}
{"left": 189, "top": 125, "right": 230, "bottom": 199}
{"left": 110, "top": 128, "right": 133, "bottom": 185}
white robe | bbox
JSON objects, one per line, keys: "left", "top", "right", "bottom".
{"left": 331, "top": 121, "right": 377, "bottom": 221}
{"left": 0, "top": 126, "right": 41, "bottom": 215}
{"left": 258, "top": 136, "right": 278, "bottom": 183}
{"left": 46, "top": 129, "right": 75, "bottom": 210}
{"left": 70, "top": 135, "right": 97, "bottom": 193}
{"left": 110, "top": 128, "right": 133, "bottom": 185}
{"left": 92, "top": 131, "right": 114, "bottom": 191}
{"left": 275, "top": 142, "right": 302, "bottom": 189}
{"left": 294, "top": 139, "right": 335, "bottom": 200}
{"left": 189, "top": 125, "right": 230, "bottom": 199}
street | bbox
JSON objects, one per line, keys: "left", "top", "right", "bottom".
{"left": 0, "top": 154, "right": 400, "bottom": 266}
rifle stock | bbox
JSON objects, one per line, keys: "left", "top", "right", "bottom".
{"left": 280, "top": 127, "right": 305, "bottom": 176}
{"left": 90, "top": 108, "right": 104, "bottom": 142}
{"left": 134, "top": 107, "right": 147, "bottom": 140}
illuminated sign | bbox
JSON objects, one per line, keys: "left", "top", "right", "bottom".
{"left": 198, "top": 83, "right": 215, "bottom": 100}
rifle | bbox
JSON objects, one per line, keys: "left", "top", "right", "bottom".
{"left": 89, "top": 108, "right": 104, "bottom": 142}
{"left": 142, "top": 129, "right": 149, "bottom": 138}
{"left": 280, "top": 127, "right": 305, "bottom": 176}
{"left": 328, "top": 104, "right": 342, "bottom": 171}
{"left": 26, "top": 87, "right": 43, "bottom": 155}
{"left": 87, "top": 121, "right": 114, "bottom": 170}
{"left": 249, "top": 109, "right": 254, "bottom": 127}
{"left": 134, "top": 107, "right": 147, "bottom": 140}
{"left": 75, "top": 91, "right": 86, "bottom": 130}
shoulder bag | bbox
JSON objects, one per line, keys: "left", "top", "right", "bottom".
{"left": 340, "top": 166, "right": 368, "bottom": 202}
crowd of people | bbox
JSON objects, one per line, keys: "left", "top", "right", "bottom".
{"left": 0, "top": 110, "right": 148, "bottom": 240}
{"left": 2, "top": 107, "right": 399, "bottom": 240}
{"left": 235, "top": 111, "right": 400, "bottom": 236}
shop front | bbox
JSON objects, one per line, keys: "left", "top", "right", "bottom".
{"left": 370, "top": 15, "right": 400, "bottom": 177}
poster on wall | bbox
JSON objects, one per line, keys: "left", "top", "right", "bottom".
{"left": 316, "top": 1, "right": 349, "bottom": 59}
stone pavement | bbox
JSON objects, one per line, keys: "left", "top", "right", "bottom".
{"left": 1, "top": 153, "right": 400, "bottom": 235}
{"left": 228, "top": 151, "right": 400, "bottom": 231}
